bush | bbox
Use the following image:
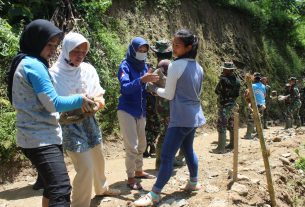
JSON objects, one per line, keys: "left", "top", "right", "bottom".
{"left": 0, "top": 18, "right": 19, "bottom": 97}
{"left": 0, "top": 19, "right": 19, "bottom": 166}
{"left": 0, "top": 99, "right": 18, "bottom": 165}
{"left": 295, "top": 148, "right": 305, "bottom": 172}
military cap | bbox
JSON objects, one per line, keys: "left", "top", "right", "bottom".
{"left": 253, "top": 72, "right": 261, "bottom": 78}
{"left": 288, "top": 77, "right": 297, "bottom": 81}
{"left": 151, "top": 40, "right": 172, "bottom": 53}
{"left": 221, "top": 62, "right": 236, "bottom": 70}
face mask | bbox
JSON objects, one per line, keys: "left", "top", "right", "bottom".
{"left": 135, "top": 52, "right": 147, "bottom": 61}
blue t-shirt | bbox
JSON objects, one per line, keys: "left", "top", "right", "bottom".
{"left": 252, "top": 82, "right": 266, "bottom": 105}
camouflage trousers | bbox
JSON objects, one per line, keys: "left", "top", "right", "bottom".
{"left": 145, "top": 95, "right": 161, "bottom": 156}
{"left": 217, "top": 104, "right": 238, "bottom": 133}
{"left": 262, "top": 102, "right": 270, "bottom": 127}
{"left": 145, "top": 113, "right": 161, "bottom": 147}
{"left": 300, "top": 101, "right": 305, "bottom": 124}
{"left": 247, "top": 104, "right": 265, "bottom": 123}
{"left": 287, "top": 100, "right": 301, "bottom": 122}
{"left": 155, "top": 117, "right": 168, "bottom": 169}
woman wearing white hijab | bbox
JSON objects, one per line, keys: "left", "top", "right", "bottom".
{"left": 50, "top": 32, "right": 120, "bottom": 207}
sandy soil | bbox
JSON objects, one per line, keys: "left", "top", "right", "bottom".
{"left": 0, "top": 126, "right": 304, "bottom": 207}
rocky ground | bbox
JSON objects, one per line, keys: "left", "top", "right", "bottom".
{"left": 0, "top": 126, "right": 304, "bottom": 207}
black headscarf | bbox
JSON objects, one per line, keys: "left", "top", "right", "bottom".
{"left": 6, "top": 19, "right": 63, "bottom": 104}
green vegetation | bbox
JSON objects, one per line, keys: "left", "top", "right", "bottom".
{"left": 295, "top": 148, "right": 305, "bottom": 172}
{"left": 212, "top": 0, "right": 305, "bottom": 46}
{"left": 0, "top": 18, "right": 19, "bottom": 166}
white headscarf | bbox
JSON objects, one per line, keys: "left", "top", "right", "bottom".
{"left": 50, "top": 32, "right": 105, "bottom": 97}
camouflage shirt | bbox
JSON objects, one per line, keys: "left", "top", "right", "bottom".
{"left": 289, "top": 85, "right": 301, "bottom": 103}
{"left": 215, "top": 74, "right": 241, "bottom": 106}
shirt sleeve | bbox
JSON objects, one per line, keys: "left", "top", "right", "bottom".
{"left": 89, "top": 64, "right": 105, "bottom": 97}
{"left": 118, "top": 64, "right": 142, "bottom": 95}
{"left": 156, "top": 60, "right": 186, "bottom": 100}
{"left": 24, "top": 61, "right": 83, "bottom": 113}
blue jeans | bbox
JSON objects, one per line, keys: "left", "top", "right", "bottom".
{"left": 153, "top": 127, "right": 198, "bottom": 193}
{"left": 22, "top": 145, "right": 71, "bottom": 207}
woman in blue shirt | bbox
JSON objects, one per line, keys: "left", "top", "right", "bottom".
{"left": 117, "top": 37, "right": 159, "bottom": 190}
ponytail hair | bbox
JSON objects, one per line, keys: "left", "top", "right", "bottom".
{"left": 174, "top": 29, "right": 199, "bottom": 59}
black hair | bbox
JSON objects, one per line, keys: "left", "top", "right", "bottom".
{"left": 174, "top": 29, "right": 199, "bottom": 59}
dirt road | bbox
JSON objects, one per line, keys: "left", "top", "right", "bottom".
{"left": 0, "top": 126, "right": 304, "bottom": 207}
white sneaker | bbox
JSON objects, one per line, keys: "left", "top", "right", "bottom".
{"left": 134, "top": 192, "right": 160, "bottom": 206}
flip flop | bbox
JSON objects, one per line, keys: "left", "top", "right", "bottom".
{"left": 127, "top": 182, "right": 143, "bottom": 190}
{"left": 135, "top": 173, "right": 156, "bottom": 179}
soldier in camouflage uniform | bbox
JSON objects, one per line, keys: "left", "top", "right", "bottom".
{"left": 212, "top": 62, "right": 240, "bottom": 153}
{"left": 150, "top": 40, "right": 185, "bottom": 169}
{"left": 261, "top": 77, "right": 271, "bottom": 129}
{"left": 285, "top": 77, "right": 302, "bottom": 128}
{"left": 144, "top": 40, "right": 172, "bottom": 158}
{"left": 144, "top": 68, "right": 161, "bottom": 157}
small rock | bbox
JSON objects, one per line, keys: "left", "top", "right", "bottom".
{"left": 272, "top": 137, "right": 282, "bottom": 142}
{"left": 208, "top": 198, "right": 227, "bottom": 207}
{"left": 227, "top": 169, "right": 233, "bottom": 179}
{"left": 258, "top": 169, "right": 265, "bottom": 174}
{"left": 101, "top": 197, "right": 112, "bottom": 202}
{"left": 205, "top": 184, "right": 220, "bottom": 193}
{"left": 208, "top": 172, "right": 219, "bottom": 179}
{"left": 281, "top": 153, "right": 291, "bottom": 158}
{"left": 231, "top": 183, "right": 249, "bottom": 196}
{"left": 279, "top": 157, "right": 290, "bottom": 165}
{"left": 251, "top": 178, "right": 260, "bottom": 184}
{"left": 237, "top": 174, "right": 250, "bottom": 181}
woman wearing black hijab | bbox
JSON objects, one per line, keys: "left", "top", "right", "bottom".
{"left": 8, "top": 19, "right": 95, "bottom": 207}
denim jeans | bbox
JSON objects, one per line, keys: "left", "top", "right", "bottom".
{"left": 22, "top": 145, "right": 71, "bottom": 207}
{"left": 153, "top": 127, "right": 198, "bottom": 193}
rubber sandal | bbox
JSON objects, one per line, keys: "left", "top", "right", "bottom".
{"left": 127, "top": 182, "right": 143, "bottom": 190}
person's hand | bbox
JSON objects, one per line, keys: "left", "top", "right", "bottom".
{"left": 248, "top": 103, "right": 253, "bottom": 112}
{"left": 146, "top": 82, "right": 158, "bottom": 94}
{"left": 141, "top": 73, "right": 159, "bottom": 83}
{"left": 93, "top": 94, "right": 105, "bottom": 111}
{"left": 81, "top": 95, "right": 96, "bottom": 113}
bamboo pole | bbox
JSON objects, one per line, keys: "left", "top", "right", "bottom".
{"left": 233, "top": 111, "right": 239, "bottom": 182}
{"left": 245, "top": 74, "right": 276, "bottom": 206}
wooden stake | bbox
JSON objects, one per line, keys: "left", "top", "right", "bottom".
{"left": 245, "top": 74, "right": 276, "bottom": 207}
{"left": 233, "top": 111, "right": 239, "bottom": 182}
